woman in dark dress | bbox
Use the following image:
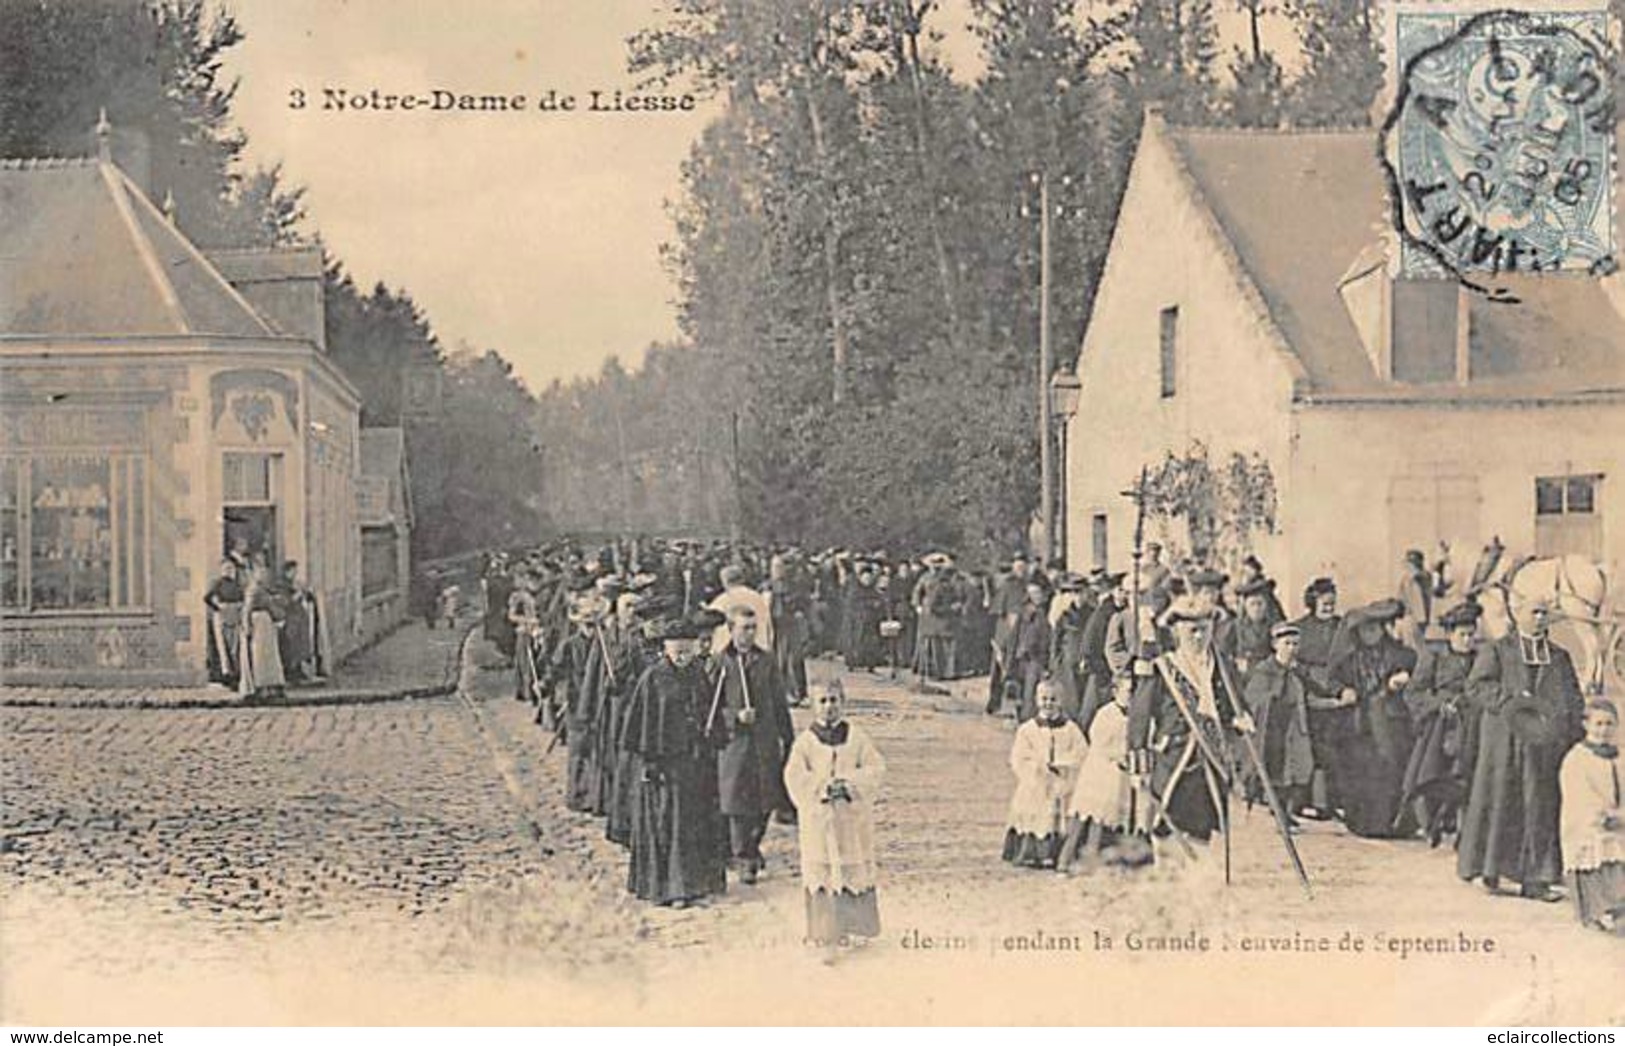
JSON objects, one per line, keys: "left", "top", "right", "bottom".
{"left": 1328, "top": 598, "right": 1419, "bottom": 838}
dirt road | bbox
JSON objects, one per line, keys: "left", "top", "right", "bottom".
{"left": 3, "top": 639, "right": 1618, "bottom": 1025}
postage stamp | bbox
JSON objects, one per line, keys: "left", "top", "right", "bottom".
{"left": 1380, "top": 1, "right": 1619, "bottom": 283}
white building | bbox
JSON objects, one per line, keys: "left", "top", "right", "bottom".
{"left": 1061, "top": 112, "right": 1624, "bottom": 610}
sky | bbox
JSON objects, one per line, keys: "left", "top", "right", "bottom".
{"left": 223, "top": 2, "right": 1320, "bottom": 391}
{"left": 223, "top": 0, "right": 988, "bottom": 391}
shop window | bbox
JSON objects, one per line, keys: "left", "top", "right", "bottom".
{"left": 0, "top": 454, "right": 149, "bottom": 613}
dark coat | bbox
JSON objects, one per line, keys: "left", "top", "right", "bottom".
{"left": 1241, "top": 657, "right": 1315, "bottom": 792}
{"left": 1399, "top": 644, "right": 1481, "bottom": 828}
{"left": 1128, "top": 651, "right": 1245, "bottom": 840}
{"left": 707, "top": 645, "right": 795, "bottom": 818}
{"left": 1329, "top": 637, "right": 1418, "bottom": 837}
{"left": 1456, "top": 635, "right": 1585, "bottom": 887}
{"left": 623, "top": 658, "right": 727, "bottom": 904}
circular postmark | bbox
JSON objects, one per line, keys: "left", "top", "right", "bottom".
{"left": 1381, "top": 7, "right": 1618, "bottom": 286}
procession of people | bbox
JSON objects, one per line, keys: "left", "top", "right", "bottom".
{"left": 474, "top": 536, "right": 1619, "bottom": 944}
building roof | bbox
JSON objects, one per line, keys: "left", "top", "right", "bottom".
{"left": 1162, "top": 124, "right": 1625, "bottom": 401}
{"left": 0, "top": 156, "right": 277, "bottom": 340}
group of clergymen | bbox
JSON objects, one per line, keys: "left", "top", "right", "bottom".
{"left": 485, "top": 543, "right": 809, "bottom": 911}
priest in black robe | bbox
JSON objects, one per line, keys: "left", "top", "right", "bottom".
{"left": 623, "top": 609, "right": 729, "bottom": 908}
{"left": 1456, "top": 599, "right": 1586, "bottom": 902}
{"left": 706, "top": 605, "right": 795, "bottom": 883}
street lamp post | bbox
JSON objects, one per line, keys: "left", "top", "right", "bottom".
{"left": 1049, "top": 370, "right": 1081, "bottom": 567}
{"left": 1036, "top": 171, "right": 1053, "bottom": 565}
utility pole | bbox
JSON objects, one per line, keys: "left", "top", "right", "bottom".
{"left": 1037, "top": 170, "right": 1054, "bottom": 566}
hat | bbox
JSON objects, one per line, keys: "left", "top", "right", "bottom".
{"left": 1270, "top": 621, "right": 1302, "bottom": 641}
{"left": 1187, "top": 567, "right": 1228, "bottom": 590}
{"left": 1104, "top": 571, "right": 1128, "bottom": 587}
{"left": 922, "top": 552, "right": 953, "bottom": 569}
{"left": 628, "top": 572, "right": 659, "bottom": 592}
{"left": 1056, "top": 572, "right": 1087, "bottom": 592}
{"left": 1241, "top": 554, "right": 1264, "bottom": 571}
{"left": 1146, "top": 541, "right": 1163, "bottom": 552}
{"left": 1302, "top": 576, "right": 1337, "bottom": 608}
{"left": 1349, "top": 597, "right": 1406, "bottom": 626}
{"left": 1405, "top": 548, "right": 1426, "bottom": 565}
{"left": 1236, "top": 576, "right": 1277, "bottom": 599}
{"left": 1438, "top": 602, "right": 1483, "bottom": 631}
{"left": 651, "top": 608, "right": 726, "bottom": 642}
{"left": 1159, "top": 595, "right": 1218, "bottom": 627}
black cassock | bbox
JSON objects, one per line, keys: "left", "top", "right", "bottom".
{"left": 623, "top": 658, "right": 728, "bottom": 905}
{"left": 556, "top": 630, "right": 596, "bottom": 812}
{"left": 1456, "top": 635, "right": 1585, "bottom": 890}
{"left": 1329, "top": 637, "right": 1418, "bottom": 838}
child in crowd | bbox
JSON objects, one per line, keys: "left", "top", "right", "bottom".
{"left": 1560, "top": 699, "right": 1623, "bottom": 934}
{"left": 1003, "top": 679, "right": 1087, "bottom": 868}
{"left": 1057, "top": 670, "right": 1137, "bottom": 872}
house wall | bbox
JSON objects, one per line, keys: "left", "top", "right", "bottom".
{"left": 1288, "top": 399, "right": 1625, "bottom": 608}
{"left": 306, "top": 374, "right": 362, "bottom": 661}
{"left": 1063, "top": 120, "right": 1299, "bottom": 582}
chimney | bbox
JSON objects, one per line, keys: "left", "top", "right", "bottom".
{"left": 206, "top": 246, "right": 327, "bottom": 351}
{"left": 1390, "top": 278, "right": 1461, "bottom": 384}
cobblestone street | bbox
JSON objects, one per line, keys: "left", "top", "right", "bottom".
{"left": 3, "top": 639, "right": 1620, "bottom": 1025}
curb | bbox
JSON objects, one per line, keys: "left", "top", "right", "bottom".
{"left": 0, "top": 627, "right": 476, "bottom": 712}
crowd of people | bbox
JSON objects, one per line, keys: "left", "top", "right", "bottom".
{"left": 475, "top": 537, "right": 1621, "bottom": 942}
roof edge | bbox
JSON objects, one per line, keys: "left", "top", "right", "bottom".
{"left": 1150, "top": 113, "right": 1314, "bottom": 397}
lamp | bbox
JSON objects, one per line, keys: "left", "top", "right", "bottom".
{"left": 1049, "top": 370, "right": 1081, "bottom": 423}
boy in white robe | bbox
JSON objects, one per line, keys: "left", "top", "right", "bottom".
{"left": 1560, "top": 699, "right": 1623, "bottom": 933}
{"left": 1004, "top": 680, "right": 1088, "bottom": 868}
{"left": 1058, "top": 670, "right": 1138, "bottom": 872}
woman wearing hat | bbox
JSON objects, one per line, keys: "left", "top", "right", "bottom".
{"left": 1327, "top": 598, "right": 1419, "bottom": 838}
{"left": 1217, "top": 576, "right": 1279, "bottom": 676}
{"left": 1399, "top": 602, "right": 1484, "bottom": 846}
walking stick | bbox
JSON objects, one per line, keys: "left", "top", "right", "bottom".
{"left": 1139, "top": 734, "right": 1200, "bottom": 862}
{"left": 1235, "top": 726, "right": 1314, "bottom": 896}
{"left": 1153, "top": 657, "right": 1313, "bottom": 896}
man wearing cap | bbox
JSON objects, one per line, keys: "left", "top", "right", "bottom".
{"left": 912, "top": 553, "right": 963, "bottom": 681}
{"left": 1242, "top": 622, "right": 1315, "bottom": 825}
{"left": 623, "top": 609, "right": 729, "bottom": 908}
{"left": 1127, "top": 597, "right": 1251, "bottom": 844}
{"left": 706, "top": 605, "right": 796, "bottom": 884}
{"left": 1292, "top": 577, "right": 1344, "bottom": 820}
{"left": 1457, "top": 599, "right": 1586, "bottom": 902}
{"left": 1400, "top": 602, "right": 1484, "bottom": 846}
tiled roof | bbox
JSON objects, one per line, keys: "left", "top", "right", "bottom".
{"left": 1163, "top": 124, "right": 1625, "bottom": 399}
{"left": 0, "top": 157, "right": 276, "bottom": 339}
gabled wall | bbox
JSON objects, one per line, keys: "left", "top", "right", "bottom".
{"left": 1062, "top": 118, "right": 1300, "bottom": 586}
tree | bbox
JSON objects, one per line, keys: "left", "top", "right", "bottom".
{"left": 0, "top": 0, "right": 304, "bottom": 247}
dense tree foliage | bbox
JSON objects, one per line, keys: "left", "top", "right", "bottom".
{"left": 536, "top": 0, "right": 1385, "bottom": 563}
{"left": 1, "top": 0, "right": 548, "bottom": 561}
